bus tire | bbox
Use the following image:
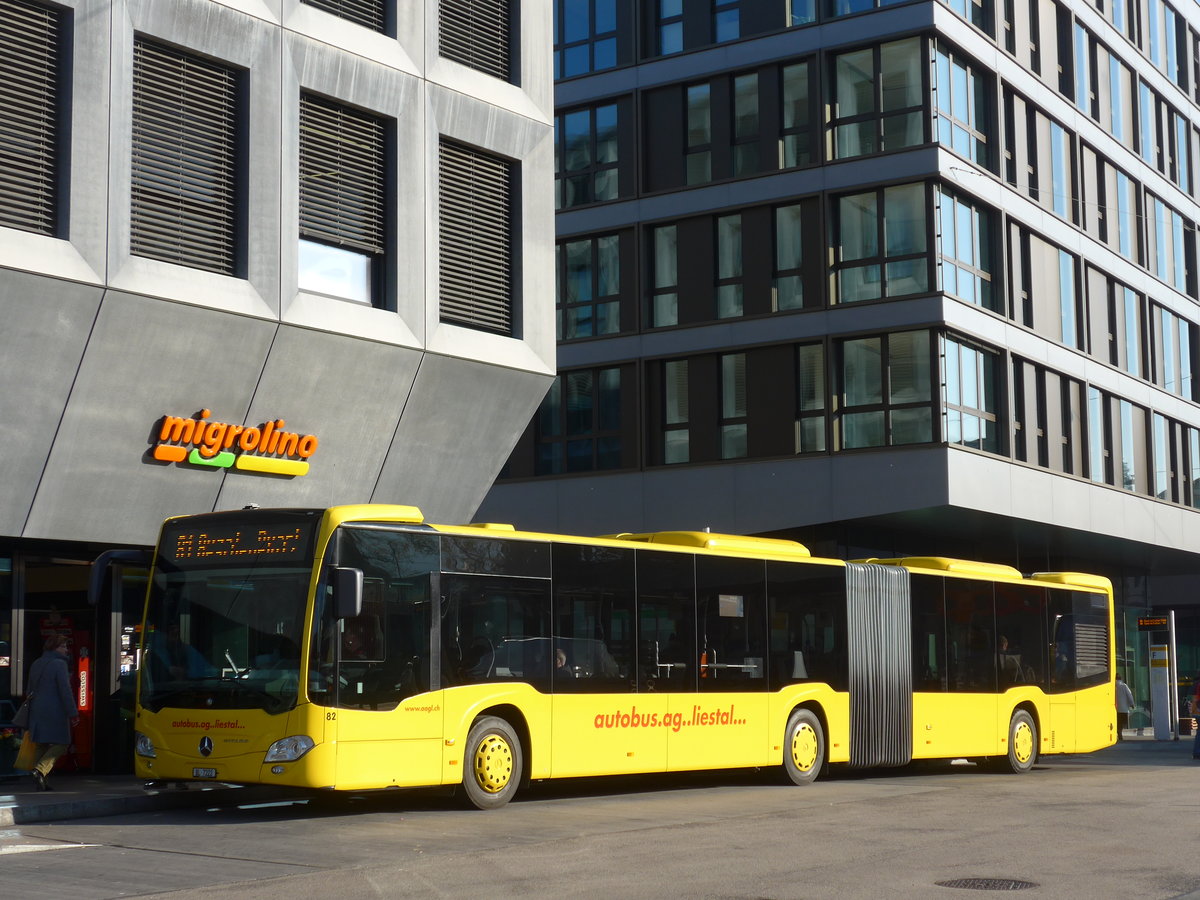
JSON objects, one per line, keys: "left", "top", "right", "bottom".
{"left": 782, "top": 708, "right": 824, "bottom": 785}
{"left": 461, "top": 716, "right": 522, "bottom": 809}
{"left": 999, "top": 709, "right": 1038, "bottom": 774}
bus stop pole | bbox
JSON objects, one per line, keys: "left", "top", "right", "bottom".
{"left": 1169, "top": 611, "right": 1180, "bottom": 741}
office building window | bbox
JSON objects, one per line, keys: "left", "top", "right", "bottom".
{"left": 650, "top": 224, "right": 678, "bottom": 327}
{"left": 713, "top": 0, "right": 739, "bottom": 43}
{"left": 1107, "top": 54, "right": 1134, "bottom": 148}
{"left": 685, "top": 83, "right": 712, "bottom": 185}
{"left": 1086, "top": 269, "right": 1143, "bottom": 378}
{"left": 298, "top": 93, "right": 387, "bottom": 305}
{"left": 832, "top": 182, "right": 929, "bottom": 304}
{"left": 933, "top": 43, "right": 990, "bottom": 167}
{"left": 715, "top": 214, "right": 743, "bottom": 319}
{"left": 831, "top": 38, "right": 925, "bottom": 160}
{"left": 536, "top": 368, "right": 624, "bottom": 474}
{"left": 936, "top": 188, "right": 996, "bottom": 311}
{"left": 657, "top": 0, "right": 683, "bottom": 56}
{"left": 440, "top": 0, "right": 511, "bottom": 81}
{"left": 1186, "top": 426, "right": 1200, "bottom": 508}
{"left": 1012, "top": 229, "right": 1082, "bottom": 350}
{"left": 0, "top": 0, "right": 63, "bottom": 236}
{"left": 774, "top": 204, "right": 805, "bottom": 311}
{"left": 1146, "top": 194, "right": 1190, "bottom": 295}
{"left": 787, "top": 0, "right": 817, "bottom": 26}
{"left": 779, "top": 60, "right": 814, "bottom": 169}
{"left": 1153, "top": 413, "right": 1173, "bottom": 501}
{"left": 301, "top": 0, "right": 386, "bottom": 31}
{"left": 1013, "top": 358, "right": 1085, "bottom": 474}
{"left": 732, "top": 73, "right": 759, "bottom": 176}
{"left": 131, "top": 37, "right": 242, "bottom": 275}
{"left": 837, "top": 331, "right": 933, "bottom": 449}
{"left": 796, "top": 343, "right": 826, "bottom": 452}
{"left": 1087, "top": 388, "right": 1147, "bottom": 492}
{"left": 1082, "top": 148, "right": 1140, "bottom": 264}
{"left": 555, "top": 0, "right": 618, "bottom": 79}
{"left": 557, "top": 232, "right": 625, "bottom": 340}
{"left": 1152, "top": 303, "right": 1195, "bottom": 399}
{"left": 556, "top": 103, "right": 619, "bottom": 209}
{"left": 939, "top": 0, "right": 989, "bottom": 30}
{"left": 720, "top": 352, "right": 747, "bottom": 458}
{"left": 663, "top": 359, "right": 689, "bottom": 463}
{"left": 1073, "top": 24, "right": 1091, "bottom": 116}
{"left": 942, "top": 335, "right": 999, "bottom": 453}
{"left": 439, "top": 139, "right": 514, "bottom": 335}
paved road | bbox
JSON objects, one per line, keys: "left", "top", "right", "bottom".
{"left": 2, "top": 740, "right": 1197, "bottom": 899}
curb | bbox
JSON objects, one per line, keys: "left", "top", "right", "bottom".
{"left": 0, "top": 784, "right": 298, "bottom": 826}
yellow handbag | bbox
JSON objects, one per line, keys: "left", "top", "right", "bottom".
{"left": 14, "top": 732, "right": 38, "bottom": 771}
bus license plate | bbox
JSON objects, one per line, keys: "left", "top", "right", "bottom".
{"left": 192, "top": 767, "right": 217, "bottom": 779}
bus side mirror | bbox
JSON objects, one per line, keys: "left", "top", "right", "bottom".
{"left": 333, "top": 568, "right": 363, "bottom": 619}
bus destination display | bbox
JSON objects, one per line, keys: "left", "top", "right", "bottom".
{"left": 163, "top": 521, "right": 314, "bottom": 566}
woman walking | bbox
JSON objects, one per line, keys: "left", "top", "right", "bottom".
{"left": 24, "top": 634, "right": 79, "bottom": 790}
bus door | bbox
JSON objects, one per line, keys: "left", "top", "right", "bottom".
{"left": 326, "top": 527, "right": 443, "bottom": 790}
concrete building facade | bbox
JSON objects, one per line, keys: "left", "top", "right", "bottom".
{"left": 0, "top": 0, "right": 553, "bottom": 770}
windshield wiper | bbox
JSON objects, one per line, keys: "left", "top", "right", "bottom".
{"left": 225, "top": 649, "right": 244, "bottom": 679}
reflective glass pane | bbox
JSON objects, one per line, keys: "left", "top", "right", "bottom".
{"left": 889, "top": 331, "right": 931, "bottom": 403}
{"left": 836, "top": 49, "right": 875, "bottom": 118}
{"left": 843, "top": 337, "right": 883, "bottom": 405}
{"left": 880, "top": 39, "right": 922, "bottom": 111}
{"left": 839, "top": 264, "right": 882, "bottom": 303}
{"left": 884, "top": 183, "right": 926, "bottom": 254}
{"left": 838, "top": 192, "right": 878, "bottom": 260}
{"left": 597, "top": 235, "right": 619, "bottom": 295}
{"left": 298, "top": 240, "right": 373, "bottom": 304}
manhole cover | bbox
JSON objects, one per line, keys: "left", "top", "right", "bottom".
{"left": 935, "top": 878, "right": 1039, "bottom": 891}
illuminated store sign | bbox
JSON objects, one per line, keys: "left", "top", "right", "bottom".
{"left": 151, "top": 409, "right": 318, "bottom": 477}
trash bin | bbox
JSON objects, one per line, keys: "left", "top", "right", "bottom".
{"left": 1180, "top": 717, "right": 1194, "bottom": 736}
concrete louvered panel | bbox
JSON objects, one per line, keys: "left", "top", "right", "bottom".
{"left": 846, "top": 562, "right": 913, "bottom": 769}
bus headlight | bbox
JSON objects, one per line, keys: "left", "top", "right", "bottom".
{"left": 264, "top": 735, "right": 315, "bottom": 762}
{"left": 134, "top": 731, "right": 157, "bottom": 758}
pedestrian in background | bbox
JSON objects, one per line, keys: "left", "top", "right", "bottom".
{"left": 1191, "top": 672, "right": 1200, "bottom": 761}
{"left": 25, "top": 634, "right": 79, "bottom": 791}
{"left": 1115, "top": 674, "right": 1135, "bottom": 741}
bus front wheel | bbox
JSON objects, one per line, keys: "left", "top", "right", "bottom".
{"left": 998, "top": 709, "right": 1038, "bottom": 774}
{"left": 461, "top": 716, "right": 522, "bottom": 810}
{"left": 783, "top": 708, "right": 824, "bottom": 785}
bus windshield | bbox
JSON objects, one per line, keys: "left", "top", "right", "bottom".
{"left": 141, "top": 566, "right": 310, "bottom": 714}
{"left": 139, "top": 511, "right": 319, "bottom": 715}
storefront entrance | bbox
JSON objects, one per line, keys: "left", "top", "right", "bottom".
{"left": 7, "top": 555, "right": 147, "bottom": 774}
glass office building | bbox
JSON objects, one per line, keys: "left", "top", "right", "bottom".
{"left": 482, "top": 0, "right": 1200, "bottom": 721}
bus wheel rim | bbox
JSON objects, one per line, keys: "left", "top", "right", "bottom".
{"left": 791, "top": 723, "right": 818, "bottom": 772}
{"left": 473, "top": 735, "right": 514, "bottom": 793}
{"left": 1013, "top": 721, "right": 1033, "bottom": 763}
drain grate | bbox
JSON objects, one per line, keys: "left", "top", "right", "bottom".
{"left": 935, "top": 878, "right": 1039, "bottom": 891}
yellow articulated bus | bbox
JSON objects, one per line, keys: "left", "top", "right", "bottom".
{"left": 131, "top": 504, "right": 1115, "bottom": 809}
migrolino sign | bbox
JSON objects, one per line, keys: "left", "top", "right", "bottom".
{"left": 152, "top": 409, "right": 318, "bottom": 477}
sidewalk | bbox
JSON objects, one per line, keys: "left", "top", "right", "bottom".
{"left": 0, "top": 772, "right": 295, "bottom": 826}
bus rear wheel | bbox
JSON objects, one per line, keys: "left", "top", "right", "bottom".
{"left": 783, "top": 708, "right": 824, "bottom": 785}
{"left": 997, "top": 709, "right": 1037, "bottom": 774}
{"left": 461, "top": 716, "right": 522, "bottom": 809}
